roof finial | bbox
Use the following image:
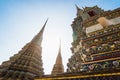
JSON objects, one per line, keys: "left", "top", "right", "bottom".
{"left": 75, "top": 4, "right": 83, "bottom": 16}
{"left": 41, "top": 18, "right": 48, "bottom": 32}
{"left": 75, "top": 4, "right": 81, "bottom": 10}
{"left": 56, "top": 39, "right": 62, "bottom": 64}
{"left": 59, "top": 38, "right": 61, "bottom": 53}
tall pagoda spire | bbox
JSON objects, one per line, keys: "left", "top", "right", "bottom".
{"left": 31, "top": 19, "right": 48, "bottom": 45}
{"left": 51, "top": 41, "right": 64, "bottom": 75}
{"left": 0, "top": 19, "right": 48, "bottom": 80}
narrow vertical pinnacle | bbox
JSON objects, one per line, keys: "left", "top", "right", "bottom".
{"left": 31, "top": 19, "right": 48, "bottom": 45}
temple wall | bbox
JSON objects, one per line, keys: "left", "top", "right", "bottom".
{"left": 86, "top": 17, "right": 120, "bottom": 34}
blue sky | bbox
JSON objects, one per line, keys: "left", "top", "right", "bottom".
{"left": 0, "top": 0, "right": 120, "bottom": 74}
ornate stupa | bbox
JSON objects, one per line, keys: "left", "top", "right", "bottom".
{"left": 51, "top": 41, "right": 64, "bottom": 75}
{"left": 67, "top": 5, "right": 120, "bottom": 79}
{"left": 0, "top": 19, "right": 48, "bottom": 80}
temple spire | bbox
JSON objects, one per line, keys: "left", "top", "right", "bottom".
{"left": 51, "top": 40, "right": 64, "bottom": 75}
{"left": 31, "top": 19, "right": 48, "bottom": 45}
{"left": 56, "top": 40, "right": 62, "bottom": 64}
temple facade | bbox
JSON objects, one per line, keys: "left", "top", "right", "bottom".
{"left": 66, "top": 5, "right": 120, "bottom": 79}
{"left": 0, "top": 19, "right": 48, "bottom": 80}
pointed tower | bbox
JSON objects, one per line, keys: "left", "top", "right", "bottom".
{"left": 0, "top": 19, "right": 48, "bottom": 80}
{"left": 75, "top": 4, "right": 83, "bottom": 17}
{"left": 51, "top": 41, "right": 64, "bottom": 75}
{"left": 31, "top": 19, "right": 47, "bottom": 45}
